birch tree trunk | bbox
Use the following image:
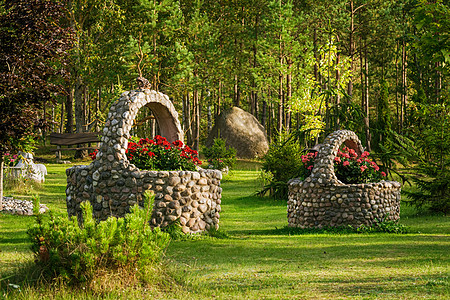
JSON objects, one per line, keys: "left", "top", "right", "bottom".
{"left": 193, "top": 89, "right": 200, "bottom": 151}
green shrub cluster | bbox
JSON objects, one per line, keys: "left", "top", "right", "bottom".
{"left": 202, "top": 138, "right": 236, "bottom": 170}
{"left": 280, "top": 219, "right": 408, "bottom": 235}
{"left": 27, "top": 191, "right": 170, "bottom": 283}
{"left": 259, "top": 134, "right": 304, "bottom": 199}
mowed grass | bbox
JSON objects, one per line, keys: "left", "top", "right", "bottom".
{"left": 1, "top": 160, "right": 449, "bottom": 299}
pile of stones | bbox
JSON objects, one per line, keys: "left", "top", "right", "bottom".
{"left": 288, "top": 130, "right": 401, "bottom": 228}
{"left": 1, "top": 197, "right": 49, "bottom": 215}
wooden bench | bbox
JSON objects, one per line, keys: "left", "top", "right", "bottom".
{"left": 49, "top": 132, "right": 101, "bottom": 159}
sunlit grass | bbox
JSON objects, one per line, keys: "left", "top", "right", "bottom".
{"left": 1, "top": 159, "right": 449, "bottom": 299}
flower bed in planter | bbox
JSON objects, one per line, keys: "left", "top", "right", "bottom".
{"left": 66, "top": 89, "right": 222, "bottom": 233}
{"left": 287, "top": 130, "right": 401, "bottom": 228}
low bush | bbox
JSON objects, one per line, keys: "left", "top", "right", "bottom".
{"left": 259, "top": 134, "right": 305, "bottom": 199}
{"left": 280, "top": 219, "right": 408, "bottom": 235}
{"left": 27, "top": 191, "right": 171, "bottom": 284}
{"left": 202, "top": 138, "right": 236, "bottom": 170}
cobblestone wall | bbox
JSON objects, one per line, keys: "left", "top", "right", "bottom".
{"left": 66, "top": 89, "right": 222, "bottom": 233}
{"left": 287, "top": 130, "right": 401, "bottom": 228}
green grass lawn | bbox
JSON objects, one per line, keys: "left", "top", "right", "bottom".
{"left": 1, "top": 160, "right": 449, "bottom": 299}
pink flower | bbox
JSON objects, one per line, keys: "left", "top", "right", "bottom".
{"left": 334, "top": 156, "right": 341, "bottom": 163}
{"left": 343, "top": 160, "right": 350, "bottom": 167}
{"left": 361, "top": 151, "right": 370, "bottom": 158}
{"left": 301, "top": 155, "right": 309, "bottom": 163}
{"left": 360, "top": 165, "right": 368, "bottom": 172}
{"left": 348, "top": 148, "right": 357, "bottom": 158}
{"left": 307, "top": 165, "right": 313, "bottom": 170}
{"left": 381, "top": 171, "right": 386, "bottom": 177}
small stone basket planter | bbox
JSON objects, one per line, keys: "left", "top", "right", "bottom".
{"left": 287, "top": 130, "right": 401, "bottom": 228}
{"left": 66, "top": 89, "right": 222, "bottom": 233}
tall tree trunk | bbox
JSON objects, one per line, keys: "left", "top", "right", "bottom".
{"left": 59, "top": 100, "right": 64, "bottom": 133}
{"left": 286, "top": 59, "right": 293, "bottom": 132}
{"left": 364, "top": 39, "right": 371, "bottom": 151}
{"left": 335, "top": 52, "right": 341, "bottom": 129}
{"left": 207, "top": 105, "right": 212, "bottom": 133}
{"left": 262, "top": 100, "right": 267, "bottom": 128}
{"left": 347, "top": 0, "right": 355, "bottom": 99}
{"left": 313, "top": 28, "right": 319, "bottom": 84}
{"left": 401, "top": 39, "right": 407, "bottom": 132}
{"left": 66, "top": 87, "right": 74, "bottom": 133}
{"left": 95, "top": 87, "right": 101, "bottom": 132}
{"left": 74, "top": 79, "right": 85, "bottom": 134}
{"left": 184, "top": 91, "right": 193, "bottom": 146}
{"left": 278, "top": 31, "right": 284, "bottom": 135}
{"left": 395, "top": 40, "right": 400, "bottom": 132}
{"left": 278, "top": 73, "right": 283, "bottom": 135}
{"left": 435, "top": 62, "right": 441, "bottom": 102}
{"left": 234, "top": 74, "right": 240, "bottom": 107}
{"left": 74, "top": 79, "right": 87, "bottom": 158}
{"left": 216, "top": 81, "right": 222, "bottom": 121}
{"left": 193, "top": 88, "right": 200, "bottom": 151}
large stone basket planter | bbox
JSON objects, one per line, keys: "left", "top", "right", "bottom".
{"left": 66, "top": 89, "right": 222, "bottom": 233}
{"left": 287, "top": 130, "right": 401, "bottom": 228}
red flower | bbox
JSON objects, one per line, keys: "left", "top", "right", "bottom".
{"left": 381, "top": 171, "right": 386, "bottom": 177}
{"left": 343, "top": 160, "right": 350, "bottom": 167}
{"left": 148, "top": 152, "right": 155, "bottom": 157}
{"left": 172, "top": 140, "right": 184, "bottom": 148}
{"left": 360, "top": 165, "right": 368, "bottom": 172}
{"left": 334, "top": 156, "right": 341, "bottom": 163}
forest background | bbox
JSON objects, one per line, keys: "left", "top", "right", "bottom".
{"left": 0, "top": 0, "right": 449, "bottom": 211}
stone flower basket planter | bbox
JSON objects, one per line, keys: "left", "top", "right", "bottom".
{"left": 287, "top": 130, "right": 401, "bottom": 228}
{"left": 66, "top": 89, "right": 222, "bottom": 233}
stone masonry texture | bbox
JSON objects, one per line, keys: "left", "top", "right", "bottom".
{"left": 66, "top": 89, "right": 222, "bottom": 233}
{"left": 287, "top": 130, "right": 401, "bottom": 228}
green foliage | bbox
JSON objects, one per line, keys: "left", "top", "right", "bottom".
{"left": 31, "top": 194, "right": 40, "bottom": 216}
{"left": 202, "top": 138, "right": 236, "bottom": 170}
{"left": 281, "top": 219, "right": 408, "bottom": 235}
{"left": 355, "top": 219, "right": 408, "bottom": 234}
{"left": 256, "top": 169, "right": 274, "bottom": 189}
{"left": 389, "top": 94, "right": 450, "bottom": 214}
{"left": 207, "top": 227, "right": 229, "bottom": 239}
{"left": 27, "top": 191, "right": 171, "bottom": 283}
{"left": 0, "top": 0, "right": 73, "bottom": 156}
{"left": 260, "top": 133, "right": 304, "bottom": 199}
{"left": 333, "top": 147, "right": 386, "bottom": 184}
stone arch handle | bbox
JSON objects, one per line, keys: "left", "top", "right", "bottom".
{"left": 310, "top": 130, "right": 364, "bottom": 184}
{"left": 97, "top": 90, "right": 184, "bottom": 164}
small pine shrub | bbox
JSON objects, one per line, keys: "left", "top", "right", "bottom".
{"left": 202, "top": 138, "right": 237, "bottom": 170}
{"left": 259, "top": 133, "right": 304, "bottom": 199}
{"left": 27, "top": 191, "right": 171, "bottom": 284}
